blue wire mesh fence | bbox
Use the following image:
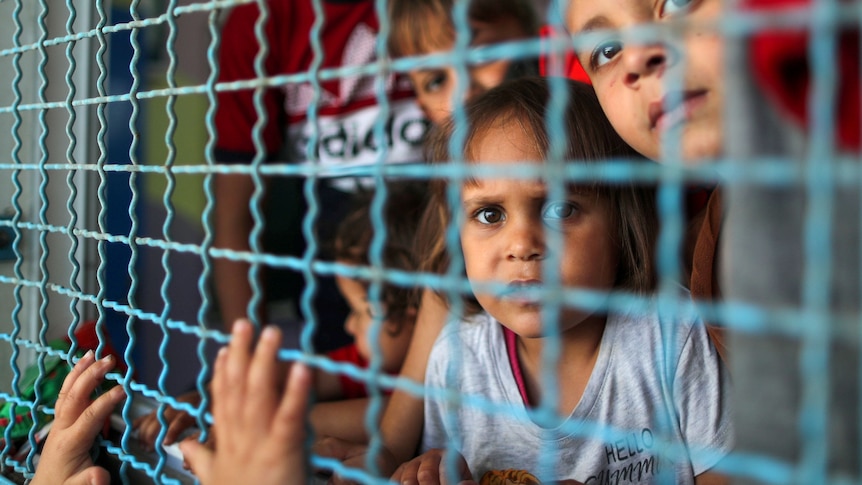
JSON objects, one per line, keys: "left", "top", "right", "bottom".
{"left": 0, "top": 0, "right": 858, "bottom": 483}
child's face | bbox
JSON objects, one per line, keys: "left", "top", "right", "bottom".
{"left": 408, "top": 17, "right": 531, "bottom": 125}
{"left": 459, "top": 124, "right": 619, "bottom": 338}
{"left": 335, "top": 272, "right": 415, "bottom": 374}
{"left": 566, "top": 0, "right": 724, "bottom": 163}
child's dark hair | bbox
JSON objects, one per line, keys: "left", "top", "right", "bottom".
{"left": 387, "top": 0, "right": 538, "bottom": 59}
{"left": 334, "top": 181, "right": 429, "bottom": 327}
{"left": 418, "top": 77, "right": 658, "bottom": 299}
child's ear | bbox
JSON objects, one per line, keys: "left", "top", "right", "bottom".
{"left": 404, "top": 306, "right": 418, "bottom": 320}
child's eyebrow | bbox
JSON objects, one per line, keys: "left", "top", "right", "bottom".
{"left": 578, "top": 15, "right": 612, "bottom": 34}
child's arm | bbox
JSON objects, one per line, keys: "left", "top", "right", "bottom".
{"left": 309, "top": 397, "right": 390, "bottom": 443}
{"left": 695, "top": 471, "right": 729, "bottom": 485}
{"left": 314, "top": 365, "right": 346, "bottom": 402}
{"left": 133, "top": 388, "right": 203, "bottom": 451}
{"left": 321, "top": 290, "right": 449, "bottom": 480}
{"left": 377, "top": 291, "right": 448, "bottom": 461}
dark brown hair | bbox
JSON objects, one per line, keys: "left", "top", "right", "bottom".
{"left": 418, "top": 77, "right": 658, "bottom": 302}
{"left": 334, "top": 181, "right": 429, "bottom": 328}
{"left": 387, "top": 0, "right": 538, "bottom": 58}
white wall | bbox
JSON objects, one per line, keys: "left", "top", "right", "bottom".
{"left": 0, "top": 0, "right": 98, "bottom": 393}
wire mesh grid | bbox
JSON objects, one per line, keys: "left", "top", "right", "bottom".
{"left": 0, "top": 0, "right": 859, "bottom": 483}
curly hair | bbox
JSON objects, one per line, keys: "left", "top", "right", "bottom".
{"left": 334, "top": 181, "right": 430, "bottom": 329}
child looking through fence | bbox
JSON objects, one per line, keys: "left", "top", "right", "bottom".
{"left": 315, "top": 0, "right": 545, "bottom": 476}
{"left": 566, "top": 0, "right": 862, "bottom": 476}
{"left": 134, "top": 182, "right": 428, "bottom": 447}
{"left": 387, "top": 0, "right": 538, "bottom": 125}
{"left": 564, "top": 0, "right": 728, "bottom": 359}
{"left": 309, "top": 182, "right": 428, "bottom": 443}
{"left": 391, "top": 77, "right": 731, "bottom": 484}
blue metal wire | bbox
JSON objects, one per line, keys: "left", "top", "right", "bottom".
{"left": 799, "top": 0, "right": 839, "bottom": 482}
{"left": 194, "top": 0, "right": 223, "bottom": 447}
{"left": 119, "top": 1, "right": 143, "bottom": 482}
{"left": 299, "top": 0, "right": 324, "bottom": 352}
{"left": 246, "top": 0, "right": 271, "bottom": 329}
{"left": 93, "top": 0, "right": 109, "bottom": 362}
{"left": 62, "top": 0, "right": 81, "bottom": 361}
{"left": 153, "top": 1, "right": 181, "bottom": 480}
{"left": 25, "top": 0, "right": 52, "bottom": 472}
{"left": 2, "top": 0, "right": 25, "bottom": 473}
{"left": 0, "top": 1, "right": 858, "bottom": 483}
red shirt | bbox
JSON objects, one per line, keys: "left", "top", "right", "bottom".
{"left": 326, "top": 344, "right": 395, "bottom": 399}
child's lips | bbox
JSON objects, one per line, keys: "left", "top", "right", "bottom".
{"left": 649, "top": 90, "right": 708, "bottom": 132}
{"left": 504, "top": 279, "right": 543, "bottom": 304}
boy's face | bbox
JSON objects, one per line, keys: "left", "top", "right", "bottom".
{"left": 566, "top": 0, "right": 724, "bottom": 164}
{"left": 335, "top": 272, "right": 415, "bottom": 374}
{"left": 408, "top": 16, "right": 531, "bottom": 125}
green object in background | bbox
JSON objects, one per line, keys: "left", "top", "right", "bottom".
{"left": 0, "top": 341, "right": 80, "bottom": 441}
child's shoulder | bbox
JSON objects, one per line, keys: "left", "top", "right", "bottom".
{"left": 435, "top": 311, "right": 497, "bottom": 343}
{"left": 429, "top": 311, "right": 500, "bottom": 358}
{"left": 609, "top": 285, "right": 707, "bottom": 358}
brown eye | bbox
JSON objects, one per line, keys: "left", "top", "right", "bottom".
{"left": 476, "top": 207, "right": 504, "bottom": 224}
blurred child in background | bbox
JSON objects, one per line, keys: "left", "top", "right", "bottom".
{"left": 134, "top": 182, "right": 428, "bottom": 447}
{"left": 388, "top": 0, "right": 538, "bottom": 125}
{"left": 310, "top": 182, "right": 428, "bottom": 442}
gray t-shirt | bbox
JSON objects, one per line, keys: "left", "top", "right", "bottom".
{"left": 422, "top": 296, "right": 732, "bottom": 484}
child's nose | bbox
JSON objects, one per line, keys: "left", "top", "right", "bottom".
{"left": 623, "top": 44, "right": 671, "bottom": 87}
{"left": 344, "top": 313, "right": 357, "bottom": 335}
{"left": 505, "top": 221, "right": 545, "bottom": 262}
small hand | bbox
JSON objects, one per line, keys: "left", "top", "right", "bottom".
{"left": 312, "top": 436, "right": 398, "bottom": 485}
{"left": 179, "top": 319, "right": 312, "bottom": 485}
{"left": 31, "top": 351, "right": 126, "bottom": 485}
{"left": 390, "top": 448, "right": 472, "bottom": 485}
{"left": 132, "top": 389, "right": 202, "bottom": 451}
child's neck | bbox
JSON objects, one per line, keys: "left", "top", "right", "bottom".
{"left": 516, "top": 314, "right": 606, "bottom": 417}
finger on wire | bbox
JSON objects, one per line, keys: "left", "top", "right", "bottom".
{"left": 67, "top": 466, "right": 112, "bottom": 485}
{"left": 164, "top": 412, "right": 195, "bottom": 445}
{"left": 60, "top": 355, "right": 114, "bottom": 427}
{"left": 54, "top": 350, "right": 96, "bottom": 425}
{"left": 246, "top": 325, "right": 283, "bottom": 419}
{"left": 225, "top": 319, "right": 254, "bottom": 399}
{"left": 68, "top": 385, "right": 125, "bottom": 449}
{"left": 210, "top": 346, "right": 229, "bottom": 427}
{"left": 271, "top": 361, "right": 312, "bottom": 447}
{"left": 134, "top": 413, "right": 160, "bottom": 452}
{"left": 179, "top": 438, "right": 214, "bottom": 484}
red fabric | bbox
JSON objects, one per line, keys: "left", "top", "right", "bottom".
{"left": 538, "top": 26, "right": 591, "bottom": 83}
{"left": 69, "top": 320, "right": 128, "bottom": 375}
{"left": 214, "top": 0, "right": 416, "bottom": 155}
{"left": 503, "top": 326, "right": 532, "bottom": 407}
{"left": 326, "top": 344, "right": 394, "bottom": 399}
{"left": 745, "top": 0, "right": 860, "bottom": 151}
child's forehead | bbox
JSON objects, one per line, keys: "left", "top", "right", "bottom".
{"left": 399, "top": 29, "right": 454, "bottom": 57}
{"left": 566, "top": 0, "right": 655, "bottom": 33}
{"left": 461, "top": 174, "right": 597, "bottom": 197}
